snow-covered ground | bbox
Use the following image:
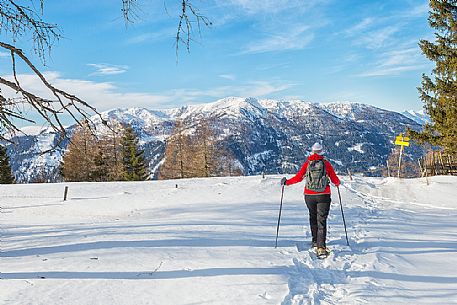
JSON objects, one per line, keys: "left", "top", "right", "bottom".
{"left": 1, "top": 175, "right": 457, "bottom": 304}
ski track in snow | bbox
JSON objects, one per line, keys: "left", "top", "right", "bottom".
{"left": 1, "top": 176, "right": 457, "bottom": 304}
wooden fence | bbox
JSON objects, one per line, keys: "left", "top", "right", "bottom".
{"left": 418, "top": 151, "right": 457, "bottom": 176}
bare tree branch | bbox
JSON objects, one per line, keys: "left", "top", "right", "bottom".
{"left": 175, "top": 0, "right": 211, "bottom": 58}
{"left": 0, "top": 1, "right": 106, "bottom": 148}
{"left": 0, "top": 0, "right": 210, "bottom": 151}
{"left": 122, "top": 0, "right": 211, "bottom": 59}
{"left": 0, "top": 41, "right": 106, "bottom": 148}
{"left": 0, "top": 0, "right": 61, "bottom": 63}
{"left": 121, "top": 0, "right": 141, "bottom": 24}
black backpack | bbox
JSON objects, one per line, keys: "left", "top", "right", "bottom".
{"left": 305, "top": 159, "right": 329, "bottom": 192}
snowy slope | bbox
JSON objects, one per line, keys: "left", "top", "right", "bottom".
{"left": 1, "top": 175, "right": 457, "bottom": 304}
{"left": 401, "top": 110, "right": 431, "bottom": 125}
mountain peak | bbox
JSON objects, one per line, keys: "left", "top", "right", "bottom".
{"left": 401, "top": 110, "right": 430, "bottom": 125}
{"left": 174, "top": 96, "right": 265, "bottom": 120}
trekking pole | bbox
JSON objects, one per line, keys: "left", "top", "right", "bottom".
{"left": 275, "top": 185, "right": 285, "bottom": 248}
{"left": 337, "top": 186, "right": 350, "bottom": 246}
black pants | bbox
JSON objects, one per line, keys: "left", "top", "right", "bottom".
{"left": 305, "top": 194, "right": 331, "bottom": 248}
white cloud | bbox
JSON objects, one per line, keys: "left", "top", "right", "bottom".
{"left": 240, "top": 81, "right": 293, "bottom": 96}
{"left": 357, "top": 43, "right": 430, "bottom": 77}
{"left": 400, "top": 3, "right": 429, "bottom": 18}
{"left": 356, "top": 26, "right": 400, "bottom": 49}
{"left": 379, "top": 47, "right": 421, "bottom": 67}
{"left": 225, "top": 0, "right": 310, "bottom": 15}
{"left": 344, "top": 18, "right": 375, "bottom": 36}
{"left": 213, "top": 0, "right": 327, "bottom": 54}
{"left": 241, "top": 25, "right": 314, "bottom": 54}
{"left": 1, "top": 72, "right": 171, "bottom": 111}
{"left": 125, "top": 27, "right": 175, "bottom": 44}
{"left": 167, "top": 80, "right": 294, "bottom": 103}
{"left": 0, "top": 51, "right": 10, "bottom": 57}
{"left": 1, "top": 71, "right": 294, "bottom": 112}
{"left": 88, "top": 63, "right": 129, "bottom": 76}
{"left": 344, "top": 2, "right": 429, "bottom": 52}
{"left": 219, "top": 74, "right": 236, "bottom": 81}
{"left": 340, "top": 2, "right": 432, "bottom": 78}
{"left": 357, "top": 65, "right": 427, "bottom": 77}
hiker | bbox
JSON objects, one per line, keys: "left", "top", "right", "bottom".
{"left": 280, "top": 142, "right": 340, "bottom": 257}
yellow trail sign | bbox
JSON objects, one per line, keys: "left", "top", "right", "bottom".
{"left": 395, "top": 133, "right": 410, "bottom": 178}
{"left": 395, "top": 140, "right": 410, "bottom": 146}
{"left": 396, "top": 136, "right": 410, "bottom": 141}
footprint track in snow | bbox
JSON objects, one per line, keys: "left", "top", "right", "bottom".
{"left": 281, "top": 181, "right": 389, "bottom": 304}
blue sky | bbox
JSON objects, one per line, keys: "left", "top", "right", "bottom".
{"left": 1, "top": 0, "right": 434, "bottom": 114}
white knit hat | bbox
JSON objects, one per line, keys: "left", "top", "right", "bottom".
{"left": 311, "top": 142, "right": 323, "bottom": 153}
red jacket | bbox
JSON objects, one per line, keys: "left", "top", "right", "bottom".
{"left": 286, "top": 154, "right": 340, "bottom": 195}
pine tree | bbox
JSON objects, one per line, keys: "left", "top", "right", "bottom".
{"left": 409, "top": 0, "right": 457, "bottom": 153}
{"left": 0, "top": 145, "right": 15, "bottom": 184}
{"left": 92, "top": 149, "right": 110, "bottom": 182}
{"left": 121, "top": 125, "right": 149, "bottom": 181}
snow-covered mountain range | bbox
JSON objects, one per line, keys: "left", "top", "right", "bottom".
{"left": 401, "top": 110, "right": 430, "bottom": 125}
{"left": 4, "top": 97, "right": 424, "bottom": 183}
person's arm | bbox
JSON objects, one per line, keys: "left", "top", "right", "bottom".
{"left": 285, "top": 161, "right": 308, "bottom": 185}
{"left": 325, "top": 160, "right": 340, "bottom": 186}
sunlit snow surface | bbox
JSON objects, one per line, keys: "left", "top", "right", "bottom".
{"left": 1, "top": 175, "right": 456, "bottom": 304}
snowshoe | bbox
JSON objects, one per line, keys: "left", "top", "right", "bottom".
{"left": 316, "top": 247, "right": 330, "bottom": 259}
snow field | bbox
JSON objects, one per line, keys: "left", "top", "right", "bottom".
{"left": 1, "top": 175, "right": 457, "bottom": 304}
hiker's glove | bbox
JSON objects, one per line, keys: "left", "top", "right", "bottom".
{"left": 281, "top": 177, "right": 287, "bottom": 186}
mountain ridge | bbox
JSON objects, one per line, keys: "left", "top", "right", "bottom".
{"left": 4, "top": 97, "right": 424, "bottom": 182}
